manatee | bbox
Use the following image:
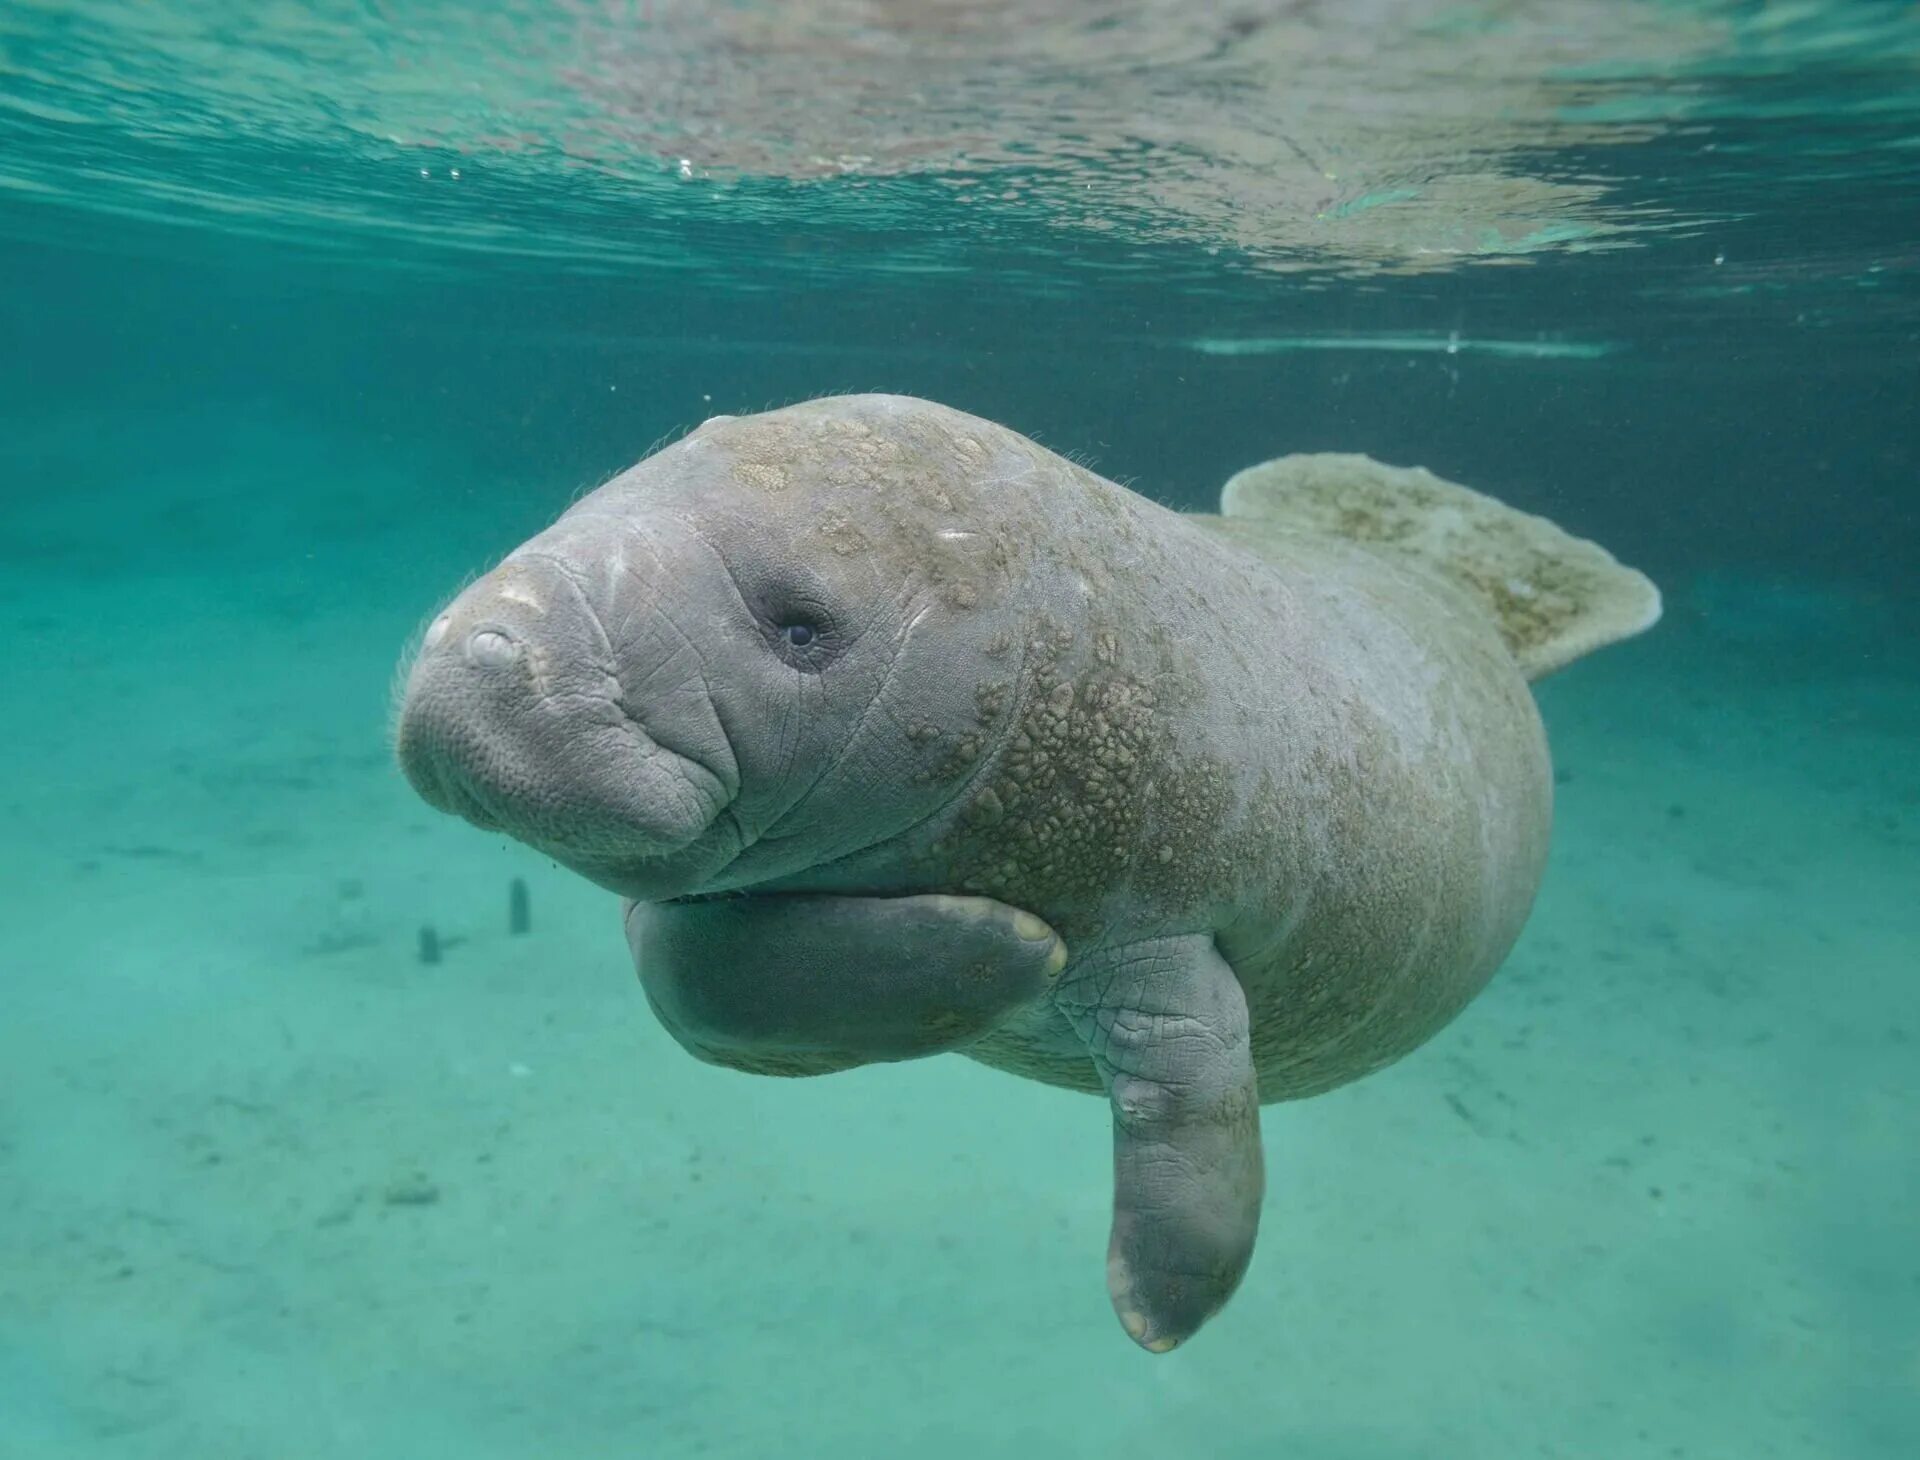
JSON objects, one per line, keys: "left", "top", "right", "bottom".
{"left": 394, "top": 393, "right": 1659, "bottom": 1352}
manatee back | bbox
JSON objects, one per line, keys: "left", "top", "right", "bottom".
{"left": 1210, "top": 453, "right": 1661, "bottom": 680}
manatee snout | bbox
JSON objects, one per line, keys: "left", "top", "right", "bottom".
{"left": 395, "top": 553, "right": 613, "bottom": 824}
{"left": 394, "top": 549, "right": 733, "bottom": 891}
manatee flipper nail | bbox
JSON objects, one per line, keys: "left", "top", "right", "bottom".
{"left": 624, "top": 893, "right": 1066, "bottom": 1076}
{"left": 1057, "top": 934, "right": 1264, "bottom": 1353}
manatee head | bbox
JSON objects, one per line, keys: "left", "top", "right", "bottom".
{"left": 394, "top": 394, "right": 1075, "bottom": 902}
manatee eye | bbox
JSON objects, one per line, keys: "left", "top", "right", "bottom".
{"left": 764, "top": 585, "right": 836, "bottom": 667}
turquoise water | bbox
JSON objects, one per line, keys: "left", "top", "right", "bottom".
{"left": 3, "top": 2, "right": 1917, "bottom": 1455}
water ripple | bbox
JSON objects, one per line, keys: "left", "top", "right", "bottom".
{"left": 1, "top": 0, "right": 1916, "bottom": 294}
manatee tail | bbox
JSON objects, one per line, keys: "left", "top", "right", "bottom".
{"left": 1218, "top": 453, "right": 1661, "bottom": 680}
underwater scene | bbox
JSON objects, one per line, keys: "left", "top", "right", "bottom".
{"left": 2, "top": 2, "right": 1917, "bottom": 1455}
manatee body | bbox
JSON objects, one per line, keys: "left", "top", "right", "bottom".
{"left": 395, "top": 394, "right": 1658, "bottom": 1351}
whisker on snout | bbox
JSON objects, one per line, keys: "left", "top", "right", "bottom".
{"left": 386, "top": 562, "right": 490, "bottom": 754}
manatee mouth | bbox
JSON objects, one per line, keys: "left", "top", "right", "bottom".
{"left": 406, "top": 706, "right": 725, "bottom": 859}
{"left": 394, "top": 707, "right": 495, "bottom": 830}
{"left": 396, "top": 612, "right": 729, "bottom": 877}
{"left": 403, "top": 717, "right": 738, "bottom": 904}
{"left": 395, "top": 722, "right": 503, "bottom": 833}
{"left": 428, "top": 768, "right": 504, "bottom": 833}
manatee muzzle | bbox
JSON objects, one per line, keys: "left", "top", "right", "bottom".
{"left": 394, "top": 553, "right": 720, "bottom": 870}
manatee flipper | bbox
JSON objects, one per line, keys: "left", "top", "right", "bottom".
{"left": 1055, "top": 935, "right": 1264, "bottom": 1353}
{"left": 1203, "top": 452, "right": 1661, "bottom": 679}
{"left": 625, "top": 894, "right": 1068, "bottom": 1077}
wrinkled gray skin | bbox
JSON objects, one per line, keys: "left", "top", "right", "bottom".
{"left": 395, "top": 394, "right": 1549, "bottom": 1352}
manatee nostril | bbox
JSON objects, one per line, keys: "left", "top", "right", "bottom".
{"left": 423, "top": 613, "right": 453, "bottom": 650}
{"left": 465, "top": 628, "right": 520, "bottom": 668}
